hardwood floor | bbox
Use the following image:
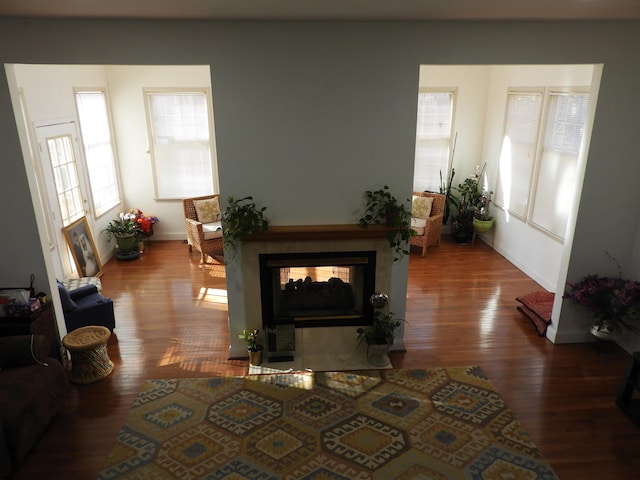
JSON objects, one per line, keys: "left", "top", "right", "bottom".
{"left": 11, "top": 237, "right": 640, "bottom": 479}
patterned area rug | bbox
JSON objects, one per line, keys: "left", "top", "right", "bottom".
{"left": 98, "top": 367, "right": 558, "bottom": 479}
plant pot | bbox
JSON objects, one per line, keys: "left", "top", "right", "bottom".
{"left": 367, "top": 343, "right": 391, "bottom": 367}
{"left": 115, "top": 233, "right": 139, "bottom": 254}
{"left": 248, "top": 349, "right": 263, "bottom": 366}
{"left": 590, "top": 320, "right": 621, "bottom": 342}
{"left": 473, "top": 218, "right": 494, "bottom": 233}
{"left": 451, "top": 219, "right": 473, "bottom": 243}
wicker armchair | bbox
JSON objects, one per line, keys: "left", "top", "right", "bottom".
{"left": 183, "top": 194, "right": 224, "bottom": 264}
{"left": 409, "top": 192, "right": 446, "bottom": 257}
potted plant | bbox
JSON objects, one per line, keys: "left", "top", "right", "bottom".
{"left": 103, "top": 213, "right": 143, "bottom": 258}
{"left": 451, "top": 176, "right": 479, "bottom": 243}
{"left": 357, "top": 310, "right": 404, "bottom": 366}
{"left": 238, "top": 328, "right": 264, "bottom": 365}
{"left": 450, "top": 165, "right": 494, "bottom": 240}
{"left": 221, "top": 196, "right": 269, "bottom": 251}
{"left": 472, "top": 189, "right": 494, "bottom": 234}
{"left": 359, "top": 185, "right": 416, "bottom": 261}
{"left": 564, "top": 269, "right": 640, "bottom": 342}
{"left": 438, "top": 167, "right": 459, "bottom": 225}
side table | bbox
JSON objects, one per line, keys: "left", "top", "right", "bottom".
{"left": 0, "top": 301, "right": 60, "bottom": 359}
{"left": 62, "top": 325, "right": 114, "bottom": 384}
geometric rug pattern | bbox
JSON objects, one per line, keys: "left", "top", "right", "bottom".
{"left": 98, "top": 367, "right": 559, "bottom": 479}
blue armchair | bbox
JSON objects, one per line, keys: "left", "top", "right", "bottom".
{"left": 57, "top": 282, "right": 115, "bottom": 332}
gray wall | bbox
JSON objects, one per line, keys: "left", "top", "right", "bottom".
{"left": 2, "top": 19, "right": 640, "bottom": 342}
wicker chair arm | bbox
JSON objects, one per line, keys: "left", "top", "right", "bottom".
{"left": 425, "top": 212, "right": 444, "bottom": 226}
{"left": 185, "top": 217, "right": 205, "bottom": 235}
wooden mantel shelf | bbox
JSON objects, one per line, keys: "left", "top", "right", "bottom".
{"left": 245, "top": 224, "right": 395, "bottom": 242}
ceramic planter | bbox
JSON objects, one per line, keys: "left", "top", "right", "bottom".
{"left": 115, "top": 233, "right": 139, "bottom": 254}
{"left": 473, "top": 218, "right": 494, "bottom": 233}
{"left": 590, "top": 320, "right": 621, "bottom": 342}
{"left": 367, "top": 344, "right": 391, "bottom": 367}
{"left": 248, "top": 349, "right": 263, "bottom": 366}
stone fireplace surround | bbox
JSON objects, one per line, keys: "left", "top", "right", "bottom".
{"left": 226, "top": 225, "right": 400, "bottom": 361}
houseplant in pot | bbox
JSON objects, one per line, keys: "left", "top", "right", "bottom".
{"left": 221, "top": 196, "right": 269, "bottom": 252}
{"left": 104, "top": 213, "right": 143, "bottom": 259}
{"left": 238, "top": 328, "right": 264, "bottom": 365}
{"left": 564, "top": 267, "right": 640, "bottom": 342}
{"left": 450, "top": 175, "right": 479, "bottom": 243}
{"left": 359, "top": 185, "right": 415, "bottom": 261}
{"left": 357, "top": 310, "right": 404, "bottom": 367}
{"left": 472, "top": 189, "right": 494, "bottom": 234}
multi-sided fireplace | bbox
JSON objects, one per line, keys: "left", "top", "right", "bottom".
{"left": 259, "top": 250, "right": 377, "bottom": 329}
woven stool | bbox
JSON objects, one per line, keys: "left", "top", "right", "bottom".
{"left": 62, "top": 325, "right": 114, "bottom": 384}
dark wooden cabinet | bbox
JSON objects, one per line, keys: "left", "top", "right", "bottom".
{"left": 0, "top": 301, "right": 60, "bottom": 359}
{"left": 616, "top": 351, "right": 640, "bottom": 425}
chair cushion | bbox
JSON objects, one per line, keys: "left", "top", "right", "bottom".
{"left": 411, "top": 217, "right": 426, "bottom": 236}
{"left": 412, "top": 195, "right": 434, "bottom": 219}
{"left": 203, "top": 221, "right": 223, "bottom": 240}
{"left": 193, "top": 197, "right": 221, "bottom": 223}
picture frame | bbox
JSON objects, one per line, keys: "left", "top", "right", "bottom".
{"left": 63, "top": 216, "right": 103, "bottom": 278}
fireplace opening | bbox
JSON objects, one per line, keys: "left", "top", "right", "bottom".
{"left": 259, "top": 251, "right": 376, "bottom": 328}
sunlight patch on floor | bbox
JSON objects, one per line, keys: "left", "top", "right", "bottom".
{"left": 197, "top": 287, "right": 228, "bottom": 304}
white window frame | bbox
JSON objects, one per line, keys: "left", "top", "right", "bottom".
{"left": 144, "top": 88, "right": 218, "bottom": 200}
{"left": 413, "top": 88, "right": 457, "bottom": 193}
{"left": 74, "top": 88, "right": 122, "bottom": 218}
{"left": 495, "top": 86, "right": 589, "bottom": 241}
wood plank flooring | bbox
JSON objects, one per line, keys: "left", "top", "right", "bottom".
{"left": 10, "top": 236, "right": 640, "bottom": 479}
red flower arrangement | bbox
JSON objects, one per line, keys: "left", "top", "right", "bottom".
{"left": 126, "top": 209, "right": 159, "bottom": 235}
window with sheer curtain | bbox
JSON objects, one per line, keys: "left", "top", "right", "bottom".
{"left": 413, "top": 90, "right": 455, "bottom": 193}
{"left": 496, "top": 88, "right": 589, "bottom": 241}
{"left": 145, "top": 90, "right": 215, "bottom": 199}
{"left": 74, "top": 89, "right": 121, "bottom": 218}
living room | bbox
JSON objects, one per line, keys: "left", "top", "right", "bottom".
{"left": 8, "top": 56, "right": 635, "bottom": 354}
{"left": 1, "top": 12, "right": 640, "bottom": 369}
{"left": 1, "top": 9, "right": 640, "bottom": 480}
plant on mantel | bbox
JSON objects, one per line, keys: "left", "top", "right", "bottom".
{"left": 221, "top": 196, "right": 269, "bottom": 251}
{"left": 358, "top": 185, "right": 416, "bottom": 261}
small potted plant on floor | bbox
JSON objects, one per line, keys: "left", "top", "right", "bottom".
{"left": 104, "top": 213, "right": 143, "bottom": 259}
{"left": 357, "top": 310, "right": 404, "bottom": 367}
{"left": 239, "top": 329, "right": 264, "bottom": 365}
{"left": 563, "top": 255, "right": 640, "bottom": 342}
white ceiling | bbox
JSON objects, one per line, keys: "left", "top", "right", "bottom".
{"left": 1, "top": 0, "right": 640, "bottom": 21}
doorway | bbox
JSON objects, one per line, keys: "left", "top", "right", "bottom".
{"left": 35, "top": 120, "right": 94, "bottom": 279}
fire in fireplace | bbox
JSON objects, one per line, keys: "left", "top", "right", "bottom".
{"left": 259, "top": 251, "right": 376, "bottom": 328}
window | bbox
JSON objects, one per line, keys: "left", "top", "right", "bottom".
{"left": 413, "top": 90, "right": 455, "bottom": 192}
{"left": 495, "top": 90, "right": 544, "bottom": 218}
{"left": 145, "top": 90, "right": 216, "bottom": 199}
{"left": 530, "top": 92, "right": 589, "bottom": 237}
{"left": 496, "top": 88, "right": 589, "bottom": 241}
{"left": 74, "top": 89, "right": 121, "bottom": 217}
{"left": 46, "top": 134, "right": 84, "bottom": 226}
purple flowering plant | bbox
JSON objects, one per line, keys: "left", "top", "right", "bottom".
{"left": 564, "top": 273, "right": 640, "bottom": 332}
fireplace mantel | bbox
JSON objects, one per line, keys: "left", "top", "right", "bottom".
{"left": 245, "top": 224, "right": 396, "bottom": 242}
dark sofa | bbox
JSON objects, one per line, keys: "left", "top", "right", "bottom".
{"left": 0, "top": 335, "right": 68, "bottom": 478}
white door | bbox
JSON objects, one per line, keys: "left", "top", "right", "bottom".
{"left": 35, "top": 121, "right": 95, "bottom": 278}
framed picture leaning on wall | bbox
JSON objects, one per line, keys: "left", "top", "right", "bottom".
{"left": 63, "top": 216, "right": 103, "bottom": 278}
